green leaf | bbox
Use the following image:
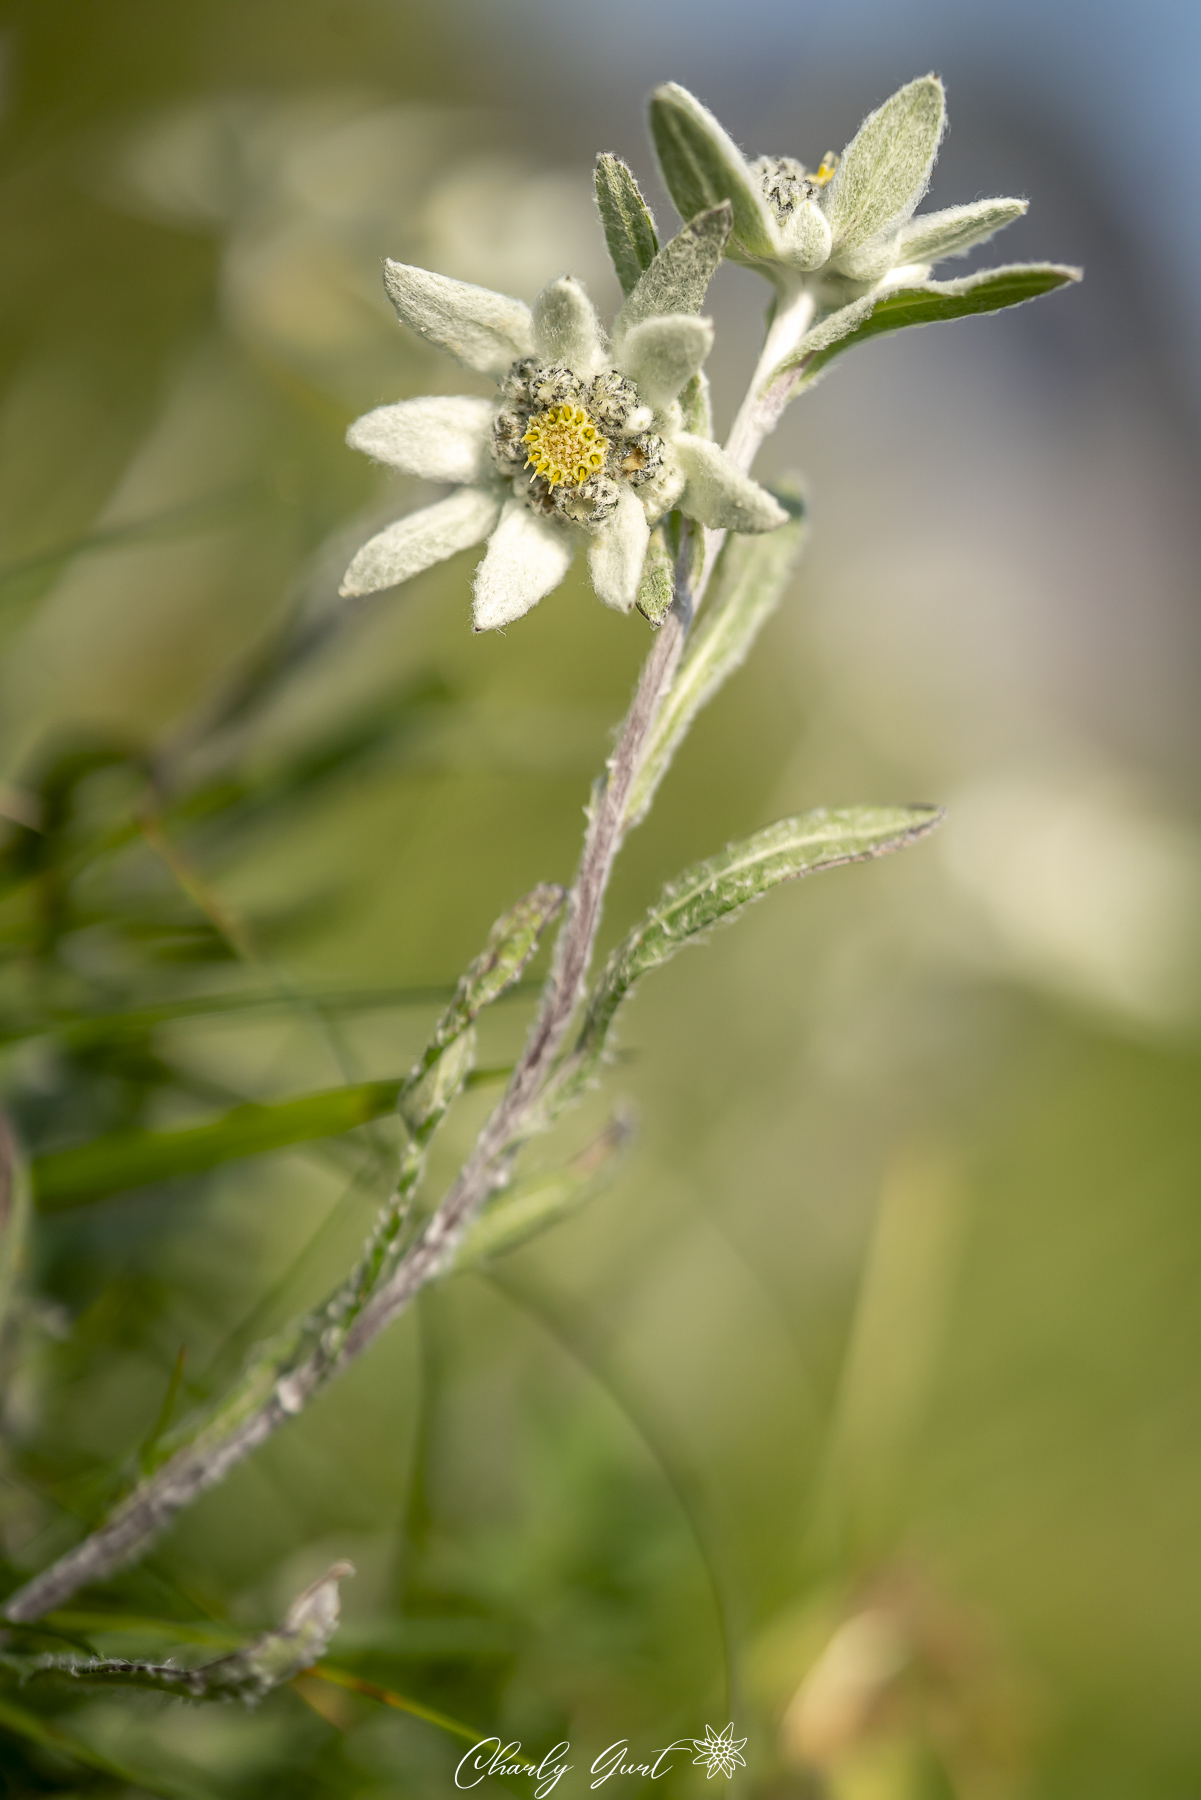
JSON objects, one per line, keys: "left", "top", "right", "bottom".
{"left": 31, "top": 1080, "right": 408, "bottom": 1209}
{"left": 614, "top": 205, "right": 733, "bottom": 341}
{"left": 30, "top": 1066, "right": 514, "bottom": 1211}
{"left": 778, "top": 263, "right": 1082, "bottom": 395}
{"left": 0, "top": 1115, "right": 30, "bottom": 1336}
{"left": 450, "top": 1111, "right": 633, "bottom": 1271}
{"left": 636, "top": 526, "right": 675, "bottom": 627}
{"left": 627, "top": 490, "right": 807, "bottom": 827}
{"left": 31, "top": 886, "right": 561, "bottom": 1209}
{"left": 0, "top": 1690, "right": 206, "bottom": 1799}
{"left": 898, "top": 197, "right": 1027, "bottom": 265}
{"left": 569, "top": 807, "right": 943, "bottom": 1083}
{"left": 595, "top": 154, "right": 659, "bottom": 296}
{"left": 824, "top": 74, "right": 946, "bottom": 257}
{"left": 649, "top": 82, "right": 777, "bottom": 263}
{"left": 0, "top": 976, "right": 533, "bottom": 1054}
{"left": 5, "top": 1563, "right": 352, "bottom": 1703}
{"left": 399, "top": 882, "right": 563, "bottom": 1130}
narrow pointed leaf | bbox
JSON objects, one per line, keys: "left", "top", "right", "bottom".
{"left": 450, "top": 1111, "right": 633, "bottom": 1271}
{"left": 401, "top": 883, "right": 564, "bottom": 1113}
{"left": 570, "top": 807, "right": 943, "bottom": 1081}
{"left": 778, "top": 263, "right": 1082, "bottom": 395}
{"left": 595, "top": 154, "right": 659, "bottom": 296}
{"left": 0, "top": 1114, "right": 30, "bottom": 1335}
{"left": 31, "top": 1079, "right": 411, "bottom": 1209}
{"left": 636, "top": 525, "right": 675, "bottom": 627}
{"left": 898, "top": 197, "right": 1027, "bottom": 265}
{"left": 614, "top": 204, "right": 732, "bottom": 340}
{"left": 649, "top": 82, "right": 777, "bottom": 262}
{"left": 0, "top": 1693, "right": 202, "bottom": 1798}
{"left": 627, "top": 491, "right": 807, "bottom": 826}
{"left": 5, "top": 1564, "right": 353, "bottom": 1702}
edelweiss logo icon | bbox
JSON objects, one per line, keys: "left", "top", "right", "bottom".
{"left": 691, "top": 1723, "right": 748, "bottom": 1779}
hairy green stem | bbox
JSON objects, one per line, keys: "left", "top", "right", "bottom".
{"left": 2, "top": 292, "right": 809, "bottom": 1623}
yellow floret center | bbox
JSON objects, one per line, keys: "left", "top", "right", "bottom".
{"left": 523, "top": 404, "right": 607, "bottom": 490}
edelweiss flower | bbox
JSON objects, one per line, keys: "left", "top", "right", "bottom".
{"left": 340, "top": 257, "right": 787, "bottom": 632}
{"left": 652, "top": 75, "right": 1027, "bottom": 298}
{"left": 692, "top": 1723, "right": 748, "bottom": 1779}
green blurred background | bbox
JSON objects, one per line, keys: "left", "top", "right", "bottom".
{"left": 1, "top": 0, "right": 1200, "bottom": 1795}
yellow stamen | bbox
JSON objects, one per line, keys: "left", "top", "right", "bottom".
{"left": 523, "top": 402, "right": 608, "bottom": 490}
{"left": 811, "top": 152, "right": 838, "bottom": 187}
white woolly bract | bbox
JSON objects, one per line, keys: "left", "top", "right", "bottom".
{"left": 383, "top": 261, "right": 534, "bottom": 376}
{"left": 472, "top": 499, "right": 575, "bottom": 632}
{"left": 340, "top": 487, "right": 501, "bottom": 598}
{"left": 346, "top": 396, "right": 496, "bottom": 485}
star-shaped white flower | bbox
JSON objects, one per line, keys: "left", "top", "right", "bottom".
{"left": 652, "top": 75, "right": 1028, "bottom": 297}
{"left": 691, "top": 1722, "right": 748, "bottom": 1779}
{"left": 339, "top": 253, "right": 787, "bottom": 633}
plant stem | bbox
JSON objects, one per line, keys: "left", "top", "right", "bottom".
{"left": 2, "top": 291, "right": 813, "bottom": 1623}
{"left": 2, "top": 559, "right": 694, "bottom": 1623}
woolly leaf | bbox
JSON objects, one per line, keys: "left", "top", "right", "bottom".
{"left": 635, "top": 526, "right": 675, "bottom": 628}
{"left": 898, "top": 197, "right": 1027, "bottom": 265}
{"left": 614, "top": 205, "right": 732, "bottom": 340}
{"left": 823, "top": 75, "right": 946, "bottom": 258}
{"left": 450, "top": 1112, "right": 633, "bottom": 1271}
{"left": 627, "top": 491, "right": 807, "bottom": 825}
{"left": 595, "top": 154, "right": 659, "bottom": 296}
{"left": 4, "top": 1564, "right": 353, "bottom": 1702}
{"left": 776, "top": 263, "right": 1082, "bottom": 396}
{"left": 569, "top": 807, "right": 943, "bottom": 1084}
{"left": 649, "top": 82, "right": 777, "bottom": 263}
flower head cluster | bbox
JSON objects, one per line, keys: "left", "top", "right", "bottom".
{"left": 340, "top": 240, "right": 786, "bottom": 632}
{"left": 651, "top": 75, "right": 1028, "bottom": 297}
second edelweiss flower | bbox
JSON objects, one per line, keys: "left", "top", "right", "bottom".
{"left": 340, "top": 205, "right": 787, "bottom": 632}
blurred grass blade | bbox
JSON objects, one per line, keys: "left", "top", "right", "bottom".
{"left": 626, "top": 493, "right": 808, "bottom": 828}
{"left": 31, "top": 1079, "right": 407, "bottom": 1209}
{"left": 451, "top": 1109, "right": 634, "bottom": 1272}
{"left": 30, "top": 885, "right": 561, "bottom": 1209}
{"left": 31, "top": 1066, "right": 512, "bottom": 1211}
{"left": 0, "top": 978, "right": 538, "bottom": 1053}
{"left": 307, "top": 1663, "right": 496, "bottom": 1747}
{"left": 595, "top": 154, "right": 659, "bottom": 296}
{"left": 776, "top": 263, "right": 1082, "bottom": 394}
{"left": 0, "top": 484, "right": 259, "bottom": 594}
{"left": 0, "top": 1691, "right": 206, "bottom": 1799}
{"left": 0, "top": 1113, "right": 30, "bottom": 1332}
{"left": 570, "top": 806, "right": 943, "bottom": 1084}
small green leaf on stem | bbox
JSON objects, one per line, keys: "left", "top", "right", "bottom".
{"left": 570, "top": 806, "right": 943, "bottom": 1084}
{"left": 595, "top": 154, "right": 659, "bottom": 296}
{"left": 451, "top": 1109, "right": 634, "bottom": 1271}
{"left": 627, "top": 491, "right": 807, "bottom": 826}
{"left": 636, "top": 527, "right": 675, "bottom": 627}
{"left": 2, "top": 1563, "right": 354, "bottom": 1705}
{"left": 778, "top": 263, "right": 1082, "bottom": 396}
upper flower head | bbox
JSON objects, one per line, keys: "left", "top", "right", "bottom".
{"left": 339, "top": 211, "right": 787, "bottom": 634}
{"left": 650, "top": 75, "right": 1028, "bottom": 297}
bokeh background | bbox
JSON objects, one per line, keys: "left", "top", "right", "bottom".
{"left": 1, "top": 0, "right": 1200, "bottom": 1794}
